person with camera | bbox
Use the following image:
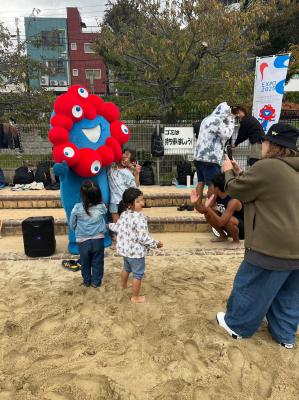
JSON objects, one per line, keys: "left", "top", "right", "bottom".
{"left": 217, "top": 122, "right": 299, "bottom": 349}
{"left": 231, "top": 106, "right": 264, "bottom": 166}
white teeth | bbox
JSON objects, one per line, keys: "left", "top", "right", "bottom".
{"left": 82, "top": 125, "right": 101, "bottom": 143}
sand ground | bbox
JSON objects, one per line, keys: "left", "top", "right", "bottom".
{"left": 0, "top": 251, "right": 299, "bottom": 400}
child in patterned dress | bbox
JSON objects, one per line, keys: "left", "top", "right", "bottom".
{"left": 109, "top": 187, "right": 163, "bottom": 303}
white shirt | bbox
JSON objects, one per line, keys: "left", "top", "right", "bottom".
{"left": 108, "top": 165, "right": 136, "bottom": 205}
{"left": 109, "top": 210, "right": 158, "bottom": 258}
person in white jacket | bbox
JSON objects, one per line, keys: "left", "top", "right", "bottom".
{"left": 109, "top": 187, "right": 163, "bottom": 304}
{"left": 193, "top": 102, "right": 235, "bottom": 212}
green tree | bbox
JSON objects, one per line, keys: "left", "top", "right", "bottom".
{"left": 103, "top": 0, "right": 140, "bottom": 34}
{"left": 0, "top": 23, "right": 48, "bottom": 93}
{"left": 95, "top": 0, "right": 276, "bottom": 118}
{"left": 0, "top": 91, "right": 55, "bottom": 123}
{"left": 0, "top": 23, "right": 54, "bottom": 122}
{"left": 256, "top": 0, "right": 299, "bottom": 56}
{"left": 255, "top": 1, "right": 299, "bottom": 93}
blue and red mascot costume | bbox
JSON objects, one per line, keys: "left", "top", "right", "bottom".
{"left": 48, "top": 85, "right": 130, "bottom": 254}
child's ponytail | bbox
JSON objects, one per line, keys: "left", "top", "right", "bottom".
{"left": 118, "top": 200, "right": 127, "bottom": 216}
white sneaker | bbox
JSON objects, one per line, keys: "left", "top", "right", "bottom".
{"left": 36, "top": 182, "right": 44, "bottom": 190}
{"left": 28, "top": 181, "right": 37, "bottom": 190}
{"left": 11, "top": 184, "right": 24, "bottom": 191}
{"left": 216, "top": 312, "right": 242, "bottom": 340}
{"left": 280, "top": 342, "right": 294, "bottom": 349}
{"left": 23, "top": 183, "right": 33, "bottom": 190}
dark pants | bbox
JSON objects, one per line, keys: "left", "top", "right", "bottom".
{"left": 225, "top": 261, "right": 299, "bottom": 344}
{"left": 78, "top": 239, "right": 104, "bottom": 287}
{"left": 194, "top": 160, "right": 220, "bottom": 186}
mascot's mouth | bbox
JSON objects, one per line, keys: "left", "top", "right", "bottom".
{"left": 82, "top": 125, "right": 101, "bottom": 143}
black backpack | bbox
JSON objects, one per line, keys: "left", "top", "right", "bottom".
{"left": 177, "top": 161, "right": 193, "bottom": 185}
{"left": 13, "top": 166, "right": 35, "bottom": 185}
{"left": 151, "top": 127, "right": 164, "bottom": 157}
{"left": 140, "top": 161, "right": 155, "bottom": 185}
{"left": 35, "top": 162, "right": 52, "bottom": 186}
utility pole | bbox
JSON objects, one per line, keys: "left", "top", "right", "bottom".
{"left": 15, "top": 18, "right": 21, "bottom": 56}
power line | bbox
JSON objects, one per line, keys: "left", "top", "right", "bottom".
{"left": 0, "top": 13, "right": 106, "bottom": 20}
{"left": 0, "top": 2, "right": 108, "bottom": 14}
{"left": 0, "top": 8, "right": 107, "bottom": 17}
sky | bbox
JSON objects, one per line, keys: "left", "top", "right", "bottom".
{"left": 0, "top": 0, "right": 109, "bottom": 37}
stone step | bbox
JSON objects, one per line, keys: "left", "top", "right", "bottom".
{"left": 0, "top": 207, "right": 208, "bottom": 236}
{"left": 0, "top": 232, "right": 244, "bottom": 260}
{"left": 0, "top": 186, "right": 197, "bottom": 209}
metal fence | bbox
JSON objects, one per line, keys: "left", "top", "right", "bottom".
{"left": 1, "top": 118, "right": 298, "bottom": 184}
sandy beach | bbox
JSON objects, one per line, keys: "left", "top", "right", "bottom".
{"left": 0, "top": 251, "right": 298, "bottom": 400}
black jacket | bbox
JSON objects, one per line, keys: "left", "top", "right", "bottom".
{"left": 234, "top": 116, "right": 264, "bottom": 147}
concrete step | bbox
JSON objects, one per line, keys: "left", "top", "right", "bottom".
{"left": 0, "top": 186, "right": 197, "bottom": 209}
{"left": 0, "top": 207, "right": 208, "bottom": 236}
{"left": 0, "top": 232, "right": 244, "bottom": 260}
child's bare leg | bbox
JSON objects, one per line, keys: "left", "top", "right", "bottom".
{"left": 121, "top": 270, "right": 130, "bottom": 289}
{"left": 131, "top": 279, "right": 145, "bottom": 303}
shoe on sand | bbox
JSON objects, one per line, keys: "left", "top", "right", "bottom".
{"left": 216, "top": 312, "right": 242, "bottom": 340}
{"left": 62, "top": 259, "right": 80, "bottom": 272}
{"left": 280, "top": 342, "right": 294, "bottom": 349}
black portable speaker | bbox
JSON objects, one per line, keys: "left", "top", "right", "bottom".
{"left": 22, "top": 216, "right": 56, "bottom": 257}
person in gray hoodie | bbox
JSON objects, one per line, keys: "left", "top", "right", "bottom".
{"left": 193, "top": 102, "right": 235, "bottom": 211}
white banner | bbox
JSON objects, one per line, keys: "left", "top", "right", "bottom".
{"left": 252, "top": 54, "right": 290, "bottom": 132}
{"left": 163, "top": 127, "right": 194, "bottom": 155}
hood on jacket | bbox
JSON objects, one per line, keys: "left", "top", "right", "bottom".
{"left": 278, "top": 157, "right": 299, "bottom": 172}
{"left": 210, "top": 102, "right": 231, "bottom": 120}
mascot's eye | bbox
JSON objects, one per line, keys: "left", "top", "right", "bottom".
{"left": 91, "top": 160, "right": 101, "bottom": 174}
{"left": 63, "top": 147, "right": 75, "bottom": 158}
{"left": 78, "top": 87, "right": 88, "bottom": 99}
{"left": 121, "top": 124, "right": 129, "bottom": 134}
{"left": 72, "top": 105, "right": 83, "bottom": 118}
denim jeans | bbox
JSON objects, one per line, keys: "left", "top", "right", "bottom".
{"left": 124, "top": 257, "right": 145, "bottom": 280}
{"left": 78, "top": 239, "right": 104, "bottom": 287}
{"left": 225, "top": 261, "right": 299, "bottom": 344}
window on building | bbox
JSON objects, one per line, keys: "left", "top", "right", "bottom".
{"left": 39, "top": 29, "right": 65, "bottom": 47}
{"left": 84, "top": 43, "right": 95, "bottom": 53}
{"left": 71, "top": 43, "right": 77, "bottom": 50}
{"left": 58, "top": 30, "right": 65, "bottom": 46}
{"left": 48, "top": 59, "right": 65, "bottom": 74}
{"left": 72, "top": 69, "right": 79, "bottom": 77}
{"left": 85, "top": 69, "right": 101, "bottom": 80}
